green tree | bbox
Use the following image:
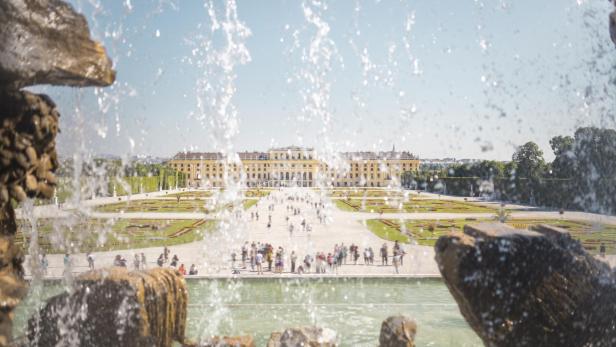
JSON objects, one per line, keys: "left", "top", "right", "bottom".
{"left": 573, "top": 127, "right": 616, "bottom": 214}
{"left": 549, "top": 135, "right": 575, "bottom": 178}
{"left": 512, "top": 142, "right": 546, "bottom": 180}
{"left": 512, "top": 142, "right": 546, "bottom": 203}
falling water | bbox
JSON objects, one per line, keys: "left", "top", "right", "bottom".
{"left": 188, "top": 0, "right": 252, "bottom": 340}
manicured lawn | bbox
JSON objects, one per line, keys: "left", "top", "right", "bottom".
{"left": 166, "top": 189, "right": 270, "bottom": 199}
{"left": 95, "top": 198, "right": 257, "bottom": 213}
{"left": 505, "top": 219, "right": 616, "bottom": 255}
{"left": 96, "top": 199, "right": 214, "bottom": 213}
{"left": 15, "top": 219, "right": 215, "bottom": 254}
{"left": 244, "top": 189, "right": 272, "bottom": 198}
{"left": 365, "top": 218, "right": 616, "bottom": 254}
{"left": 365, "top": 218, "right": 485, "bottom": 246}
{"left": 166, "top": 191, "right": 214, "bottom": 199}
{"left": 328, "top": 189, "right": 405, "bottom": 198}
{"left": 365, "top": 219, "right": 410, "bottom": 243}
{"left": 243, "top": 199, "right": 258, "bottom": 209}
{"left": 335, "top": 198, "right": 496, "bottom": 213}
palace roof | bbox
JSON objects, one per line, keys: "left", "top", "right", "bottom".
{"left": 172, "top": 149, "right": 417, "bottom": 161}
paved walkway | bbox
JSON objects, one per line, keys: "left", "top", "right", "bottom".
{"left": 20, "top": 187, "right": 616, "bottom": 279}
{"left": 24, "top": 188, "right": 439, "bottom": 278}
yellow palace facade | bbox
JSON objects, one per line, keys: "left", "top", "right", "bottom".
{"left": 167, "top": 146, "right": 419, "bottom": 188}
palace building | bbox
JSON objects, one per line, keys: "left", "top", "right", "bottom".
{"left": 167, "top": 146, "right": 419, "bottom": 188}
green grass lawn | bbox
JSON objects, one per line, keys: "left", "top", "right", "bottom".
{"left": 243, "top": 189, "right": 272, "bottom": 198}
{"left": 365, "top": 218, "right": 616, "bottom": 254}
{"left": 165, "top": 189, "right": 270, "bottom": 199}
{"left": 96, "top": 199, "right": 215, "bottom": 213}
{"left": 95, "top": 198, "right": 257, "bottom": 213}
{"left": 166, "top": 191, "right": 214, "bottom": 199}
{"left": 243, "top": 199, "right": 258, "bottom": 209}
{"left": 365, "top": 219, "right": 410, "bottom": 243}
{"left": 335, "top": 198, "right": 496, "bottom": 213}
{"left": 328, "top": 189, "right": 405, "bottom": 198}
{"left": 15, "top": 218, "right": 215, "bottom": 254}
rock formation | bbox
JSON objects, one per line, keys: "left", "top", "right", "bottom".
{"left": 379, "top": 315, "right": 416, "bottom": 347}
{"left": 27, "top": 267, "right": 188, "bottom": 347}
{"left": 266, "top": 326, "right": 337, "bottom": 347}
{"left": 0, "top": 0, "right": 115, "bottom": 88}
{"left": 0, "top": 0, "right": 115, "bottom": 345}
{"left": 435, "top": 222, "right": 616, "bottom": 347}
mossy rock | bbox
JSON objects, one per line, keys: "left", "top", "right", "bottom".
{"left": 27, "top": 267, "right": 188, "bottom": 347}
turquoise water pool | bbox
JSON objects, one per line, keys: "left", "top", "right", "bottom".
{"left": 15, "top": 278, "right": 481, "bottom": 346}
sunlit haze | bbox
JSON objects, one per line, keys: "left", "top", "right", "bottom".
{"left": 33, "top": 0, "right": 615, "bottom": 161}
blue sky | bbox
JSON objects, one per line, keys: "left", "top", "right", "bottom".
{"left": 38, "top": 0, "right": 615, "bottom": 161}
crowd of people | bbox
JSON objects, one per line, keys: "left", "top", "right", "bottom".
{"left": 37, "top": 188, "right": 409, "bottom": 277}
{"left": 42, "top": 246, "right": 199, "bottom": 277}
{"left": 235, "top": 240, "right": 406, "bottom": 275}
{"left": 154, "top": 246, "right": 198, "bottom": 275}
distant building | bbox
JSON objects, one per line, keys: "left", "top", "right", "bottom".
{"left": 420, "top": 158, "right": 482, "bottom": 170}
{"left": 167, "top": 146, "right": 420, "bottom": 188}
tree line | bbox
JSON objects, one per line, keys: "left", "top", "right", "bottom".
{"left": 402, "top": 127, "right": 616, "bottom": 215}
{"left": 54, "top": 158, "right": 188, "bottom": 199}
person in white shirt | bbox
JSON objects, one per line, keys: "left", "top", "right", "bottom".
{"left": 255, "top": 252, "right": 264, "bottom": 275}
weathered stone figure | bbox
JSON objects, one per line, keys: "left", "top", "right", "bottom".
{"left": 435, "top": 223, "right": 616, "bottom": 347}
{"left": 0, "top": 0, "right": 114, "bottom": 345}
{"left": 27, "top": 268, "right": 188, "bottom": 347}
{"left": 379, "top": 315, "right": 416, "bottom": 347}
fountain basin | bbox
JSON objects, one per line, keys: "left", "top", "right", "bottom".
{"left": 14, "top": 277, "right": 479, "bottom": 346}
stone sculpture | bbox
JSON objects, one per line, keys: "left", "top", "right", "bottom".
{"left": 435, "top": 223, "right": 616, "bottom": 347}
{"left": 27, "top": 267, "right": 188, "bottom": 347}
{"left": 0, "top": 0, "right": 115, "bottom": 345}
{"left": 379, "top": 315, "right": 416, "bottom": 347}
{"left": 267, "top": 326, "right": 338, "bottom": 347}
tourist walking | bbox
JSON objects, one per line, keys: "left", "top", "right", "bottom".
{"left": 113, "top": 255, "right": 126, "bottom": 267}
{"left": 393, "top": 253, "right": 400, "bottom": 274}
{"left": 250, "top": 244, "right": 256, "bottom": 271}
{"left": 380, "top": 244, "right": 388, "bottom": 265}
{"left": 163, "top": 246, "right": 170, "bottom": 263}
{"left": 275, "top": 249, "right": 283, "bottom": 273}
{"left": 315, "top": 253, "right": 322, "bottom": 273}
{"left": 327, "top": 253, "right": 334, "bottom": 271}
{"left": 87, "top": 252, "right": 95, "bottom": 269}
{"left": 291, "top": 251, "right": 297, "bottom": 273}
{"left": 62, "top": 253, "right": 72, "bottom": 276}
{"left": 133, "top": 254, "right": 140, "bottom": 270}
{"left": 141, "top": 253, "right": 147, "bottom": 269}
{"left": 303, "top": 254, "right": 312, "bottom": 273}
{"left": 256, "top": 252, "right": 264, "bottom": 275}
{"left": 170, "top": 254, "right": 179, "bottom": 268}
{"left": 242, "top": 242, "right": 248, "bottom": 267}
{"left": 157, "top": 254, "right": 164, "bottom": 267}
{"left": 266, "top": 246, "right": 273, "bottom": 271}
{"left": 41, "top": 254, "right": 48, "bottom": 275}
